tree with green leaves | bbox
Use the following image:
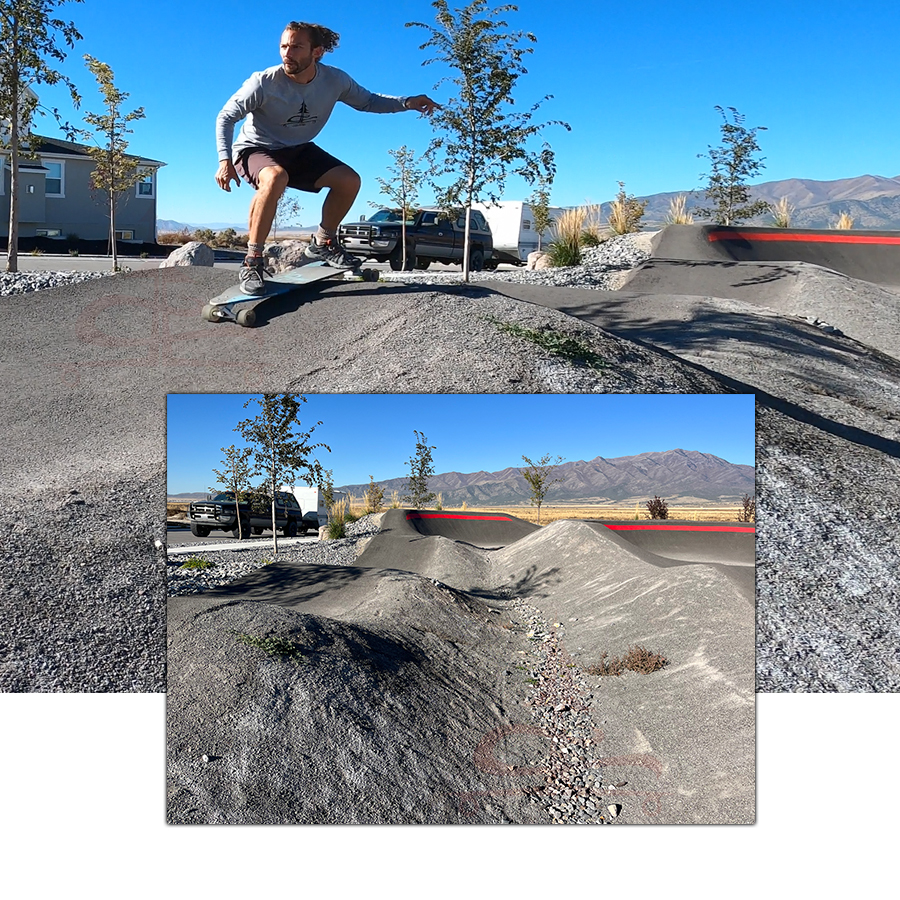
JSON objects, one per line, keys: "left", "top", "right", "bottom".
{"left": 403, "top": 430, "right": 436, "bottom": 509}
{"left": 407, "top": 1, "right": 569, "bottom": 281}
{"left": 696, "top": 106, "right": 770, "bottom": 225}
{"left": 209, "top": 444, "right": 253, "bottom": 540}
{"left": 521, "top": 453, "right": 564, "bottom": 525}
{"left": 528, "top": 179, "right": 554, "bottom": 251}
{"left": 372, "top": 144, "right": 426, "bottom": 271}
{"left": 319, "top": 467, "right": 335, "bottom": 510}
{"left": 364, "top": 475, "right": 385, "bottom": 514}
{"left": 80, "top": 54, "right": 145, "bottom": 271}
{"left": 0, "top": 0, "right": 83, "bottom": 273}
{"left": 237, "top": 393, "right": 330, "bottom": 554}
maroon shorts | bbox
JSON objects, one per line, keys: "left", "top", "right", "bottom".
{"left": 234, "top": 142, "right": 347, "bottom": 193}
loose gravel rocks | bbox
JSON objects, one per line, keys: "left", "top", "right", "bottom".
{"left": 0, "top": 270, "right": 113, "bottom": 296}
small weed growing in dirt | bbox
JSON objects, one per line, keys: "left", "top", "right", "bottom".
{"left": 486, "top": 317, "right": 606, "bottom": 371}
{"left": 587, "top": 645, "right": 668, "bottom": 676}
{"left": 180, "top": 556, "right": 215, "bottom": 570}
{"left": 646, "top": 496, "right": 669, "bottom": 519}
{"left": 229, "top": 631, "right": 305, "bottom": 664}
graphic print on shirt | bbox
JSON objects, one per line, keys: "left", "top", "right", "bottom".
{"left": 284, "top": 103, "right": 318, "bottom": 127}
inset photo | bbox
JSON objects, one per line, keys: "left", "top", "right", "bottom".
{"left": 166, "top": 392, "right": 755, "bottom": 824}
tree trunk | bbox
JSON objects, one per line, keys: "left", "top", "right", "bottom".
{"left": 6, "top": 87, "right": 20, "bottom": 274}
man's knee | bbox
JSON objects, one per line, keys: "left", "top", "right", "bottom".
{"left": 257, "top": 165, "right": 289, "bottom": 192}
{"left": 318, "top": 165, "right": 361, "bottom": 193}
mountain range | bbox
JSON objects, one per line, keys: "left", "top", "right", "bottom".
{"left": 631, "top": 173, "right": 900, "bottom": 229}
{"left": 337, "top": 449, "right": 755, "bottom": 507}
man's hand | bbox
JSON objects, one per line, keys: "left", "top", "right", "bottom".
{"left": 404, "top": 94, "right": 441, "bottom": 116}
{"left": 215, "top": 160, "right": 241, "bottom": 192}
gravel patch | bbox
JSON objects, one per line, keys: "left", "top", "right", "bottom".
{"left": 0, "top": 270, "right": 114, "bottom": 296}
{"left": 379, "top": 232, "right": 655, "bottom": 291}
{"left": 166, "top": 515, "right": 382, "bottom": 597}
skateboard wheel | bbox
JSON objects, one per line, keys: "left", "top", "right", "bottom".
{"left": 201, "top": 303, "right": 217, "bottom": 322}
{"left": 236, "top": 308, "right": 256, "bottom": 328}
{"left": 362, "top": 268, "right": 379, "bottom": 282}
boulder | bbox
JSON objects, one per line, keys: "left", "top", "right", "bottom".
{"left": 159, "top": 241, "right": 214, "bottom": 267}
{"left": 266, "top": 239, "right": 311, "bottom": 273}
{"left": 526, "top": 250, "right": 552, "bottom": 271}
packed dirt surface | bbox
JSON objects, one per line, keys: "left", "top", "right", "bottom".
{"left": 3, "top": 223, "right": 898, "bottom": 693}
{"left": 167, "top": 513, "right": 753, "bottom": 824}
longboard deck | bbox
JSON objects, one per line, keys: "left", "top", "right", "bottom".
{"left": 202, "top": 262, "right": 378, "bottom": 327}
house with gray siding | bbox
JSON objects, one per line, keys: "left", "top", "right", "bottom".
{"left": 1, "top": 134, "right": 165, "bottom": 244}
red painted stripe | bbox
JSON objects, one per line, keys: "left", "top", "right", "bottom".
{"left": 604, "top": 523, "right": 754, "bottom": 533}
{"left": 708, "top": 230, "right": 900, "bottom": 246}
{"left": 406, "top": 512, "right": 512, "bottom": 521}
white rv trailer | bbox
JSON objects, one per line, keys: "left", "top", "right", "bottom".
{"left": 280, "top": 485, "right": 331, "bottom": 531}
{"left": 472, "top": 200, "right": 568, "bottom": 265}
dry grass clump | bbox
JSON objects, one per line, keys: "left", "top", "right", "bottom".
{"left": 580, "top": 204, "right": 608, "bottom": 247}
{"left": 666, "top": 194, "right": 694, "bottom": 225}
{"left": 548, "top": 207, "right": 586, "bottom": 267}
{"left": 587, "top": 645, "right": 669, "bottom": 677}
{"left": 771, "top": 196, "right": 794, "bottom": 228}
{"left": 737, "top": 493, "right": 756, "bottom": 523}
{"left": 832, "top": 211, "right": 854, "bottom": 230}
{"left": 607, "top": 181, "right": 647, "bottom": 235}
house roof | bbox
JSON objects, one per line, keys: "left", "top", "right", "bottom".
{"left": 4, "top": 133, "right": 166, "bottom": 167}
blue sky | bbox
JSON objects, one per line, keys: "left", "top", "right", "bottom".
{"left": 166, "top": 393, "right": 755, "bottom": 494}
{"left": 31, "top": 1, "right": 900, "bottom": 228}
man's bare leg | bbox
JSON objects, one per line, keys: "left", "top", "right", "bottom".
{"left": 314, "top": 165, "right": 361, "bottom": 237}
{"left": 247, "top": 165, "right": 289, "bottom": 254}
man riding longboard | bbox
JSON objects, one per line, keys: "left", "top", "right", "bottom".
{"left": 215, "top": 21, "right": 440, "bottom": 295}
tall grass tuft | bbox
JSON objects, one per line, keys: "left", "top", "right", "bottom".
{"left": 326, "top": 497, "right": 348, "bottom": 539}
{"left": 390, "top": 490, "right": 400, "bottom": 509}
{"left": 832, "top": 211, "right": 854, "bottom": 230}
{"left": 607, "top": 181, "right": 647, "bottom": 235}
{"left": 580, "top": 204, "right": 607, "bottom": 246}
{"left": 434, "top": 492, "right": 443, "bottom": 511}
{"left": 771, "top": 196, "right": 794, "bottom": 228}
{"left": 666, "top": 194, "right": 694, "bottom": 225}
{"left": 547, "top": 207, "right": 586, "bottom": 267}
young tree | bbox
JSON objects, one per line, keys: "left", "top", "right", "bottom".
{"left": 521, "top": 453, "right": 564, "bottom": 525}
{"left": 364, "top": 475, "right": 385, "bottom": 514}
{"left": 527, "top": 179, "right": 554, "bottom": 251}
{"left": 209, "top": 444, "right": 253, "bottom": 540}
{"left": 272, "top": 191, "right": 302, "bottom": 239}
{"left": 403, "top": 430, "right": 436, "bottom": 509}
{"left": 646, "top": 496, "right": 669, "bottom": 520}
{"left": 372, "top": 145, "right": 426, "bottom": 271}
{"left": 0, "top": 0, "right": 83, "bottom": 273}
{"left": 80, "top": 55, "right": 145, "bottom": 271}
{"left": 237, "top": 393, "right": 330, "bottom": 554}
{"left": 319, "top": 467, "right": 335, "bottom": 510}
{"left": 696, "top": 106, "right": 770, "bottom": 225}
{"left": 407, "top": 1, "right": 569, "bottom": 281}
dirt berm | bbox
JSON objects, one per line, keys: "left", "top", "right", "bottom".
{"left": 167, "top": 511, "right": 753, "bottom": 824}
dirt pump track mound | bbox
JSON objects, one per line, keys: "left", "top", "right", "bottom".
{"left": 167, "top": 511, "right": 755, "bottom": 824}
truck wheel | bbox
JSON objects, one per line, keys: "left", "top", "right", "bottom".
{"left": 190, "top": 523, "right": 211, "bottom": 538}
{"left": 414, "top": 258, "right": 430, "bottom": 270}
{"left": 469, "top": 249, "right": 485, "bottom": 272}
{"left": 389, "top": 245, "right": 415, "bottom": 271}
{"left": 232, "top": 520, "right": 249, "bottom": 539}
{"left": 252, "top": 527, "right": 263, "bottom": 535}
{"left": 283, "top": 519, "right": 298, "bottom": 538}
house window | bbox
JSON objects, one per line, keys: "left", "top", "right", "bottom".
{"left": 523, "top": 219, "right": 532, "bottom": 230}
{"left": 115, "top": 229, "right": 135, "bottom": 240}
{"left": 36, "top": 228, "right": 62, "bottom": 237}
{"left": 44, "top": 161, "right": 63, "bottom": 196}
{"left": 137, "top": 172, "right": 154, "bottom": 198}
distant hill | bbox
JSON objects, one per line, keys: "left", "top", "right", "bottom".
{"left": 157, "top": 218, "right": 314, "bottom": 235}
{"left": 337, "top": 449, "right": 755, "bottom": 507}
{"left": 629, "top": 174, "right": 900, "bottom": 229}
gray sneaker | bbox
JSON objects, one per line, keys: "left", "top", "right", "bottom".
{"left": 303, "top": 236, "right": 359, "bottom": 269}
{"left": 239, "top": 257, "right": 270, "bottom": 295}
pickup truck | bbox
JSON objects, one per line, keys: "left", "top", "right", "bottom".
{"left": 339, "top": 207, "right": 494, "bottom": 271}
{"left": 188, "top": 490, "right": 306, "bottom": 539}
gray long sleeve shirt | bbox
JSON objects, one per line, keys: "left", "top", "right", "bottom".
{"left": 216, "top": 63, "right": 407, "bottom": 162}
